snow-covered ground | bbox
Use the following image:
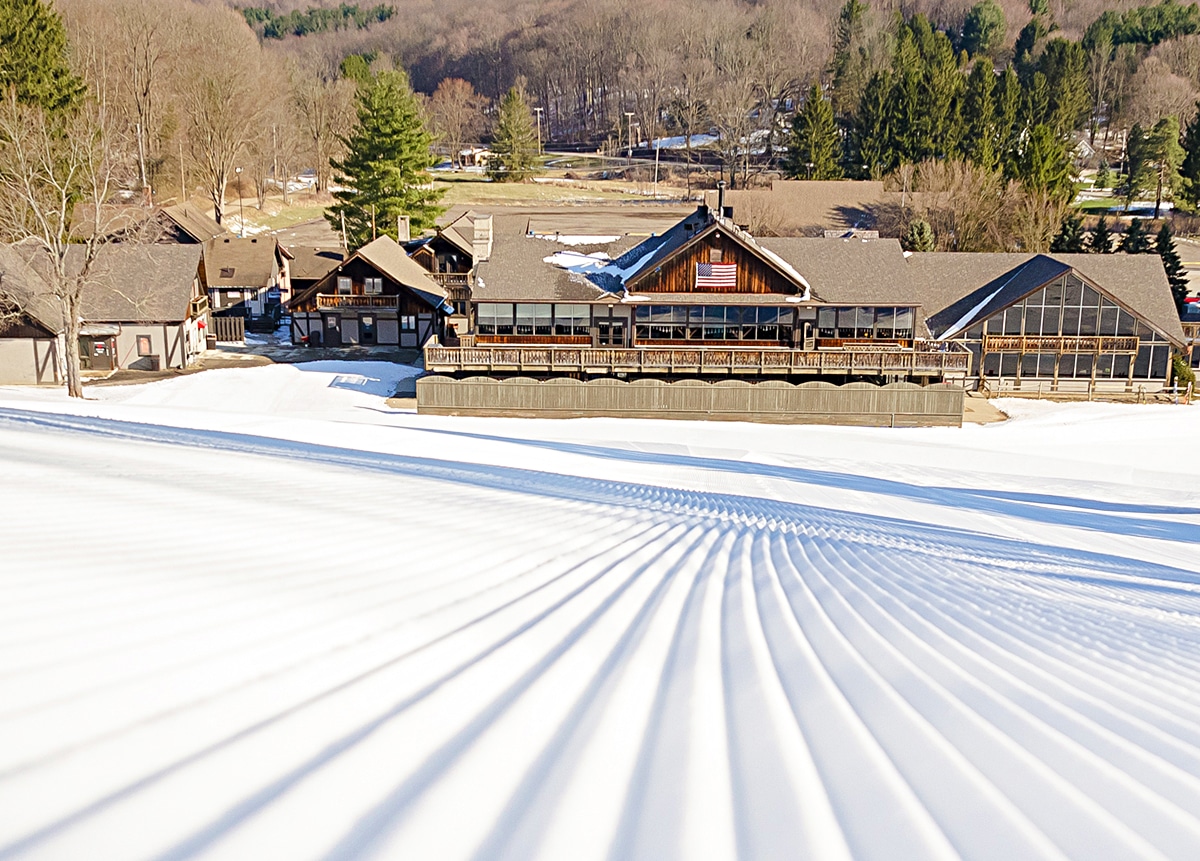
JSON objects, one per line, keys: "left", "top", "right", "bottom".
{"left": 3, "top": 364, "right": 1200, "bottom": 860}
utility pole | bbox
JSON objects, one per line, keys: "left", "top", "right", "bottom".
{"left": 533, "top": 106, "right": 543, "bottom": 155}
{"left": 179, "top": 141, "right": 186, "bottom": 210}
{"left": 625, "top": 111, "right": 635, "bottom": 163}
{"left": 653, "top": 136, "right": 661, "bottom": 199}
{"left": 235, "top": 166, "right": 245, "bottom": 237}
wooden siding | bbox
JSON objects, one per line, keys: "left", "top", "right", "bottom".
{"left": 292, "top": 257, "right": 436, "bottom": 315}
{"left": 628, "top": 230, "right": 799, "bottom": 295}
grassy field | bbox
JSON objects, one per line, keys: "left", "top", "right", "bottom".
{"left": 433, "top": 174, "right": 651, "bottom": 205}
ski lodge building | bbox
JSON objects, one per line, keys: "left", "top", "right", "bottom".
{"left": 414, "top": 198, "right": 1182, "bottom": 422}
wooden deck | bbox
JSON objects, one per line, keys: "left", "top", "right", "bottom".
{"left": 316, "top": 294, "right": 400, "bottom": 310}
{"left": 424, "top": 343, "right": 971, "bottom": 376}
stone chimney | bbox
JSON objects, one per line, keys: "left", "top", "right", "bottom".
{"left": 472, "top": 214, "right": 493, "bottom": 262}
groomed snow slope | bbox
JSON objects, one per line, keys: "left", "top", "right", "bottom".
{"left": 3, "top": 364, "right": 1200, "bottom": 860}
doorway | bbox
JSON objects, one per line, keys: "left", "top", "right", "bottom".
{"left": 358, "top": 314, "right": 377, "bottom": 346}
{"left": 322, "top": 313, "right": 342, "bottom": 347}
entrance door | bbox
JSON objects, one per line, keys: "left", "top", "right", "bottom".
{"left": 80, "top": 337, "right": 113, "bottom": 371}
{"left": 322, "top": 313, "right": 341, "bottom": 347}
{"left": 598, "top": 320, "right": 625, "bottom": 346}
{"left": 358, "top": 314, "right": 377, "bottom": 346}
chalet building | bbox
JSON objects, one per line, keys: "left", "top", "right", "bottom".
{"left": 0, "top": 244, "right": 208, "bottom": 383}
{"left": 288, "top": 235, "right": 452, "bottom": 348}
{"left": 406, "top": 211, "right": 493, "bottom": 316}
{"left": 424, "top": 201, "right": 1185, "bottom": 396}
{"left": 202, "top": 236, "right": 289, "bottom": 323}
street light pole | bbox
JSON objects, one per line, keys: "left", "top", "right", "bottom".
{"left": 625, "top": 111, "right": 635, "bottom": 163}
{"left": 234, "top": 166, "right": 244, "bottom": 237}
{"left": 533, "top": 106, "right": 543, "bottom": 155}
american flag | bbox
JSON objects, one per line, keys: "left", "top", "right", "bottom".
{"left": 695, "top": 262, "right": 737, "bottom": 289}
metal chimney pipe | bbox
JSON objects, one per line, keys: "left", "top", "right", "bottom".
{"left": 717, "top": 180, "right": 726, "bottom": 215}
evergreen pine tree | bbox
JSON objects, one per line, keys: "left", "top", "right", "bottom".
{"left": 995, "top": 67, "right": 1022, "bottom": 177}
{"left": 1180, "top": 102, "right": 1200, "bottom": 210}
{"left": 1018, "top": 124, "right": 1074, "bottom": 203}
{"left": 488, "top": 87, "right": 539, "bottom": 182}
{"left": 1119, "top": 217, "right": 1152, "bottom": 253}
{"left": 785, "top": 84, "right": 843, "bottom": 179}
{"left": 962, "top": 60, "right": 999, "bottom": 171}
{"left": 0, "top": 0, "right": 84, "bottom": 112}
{"left": 1095, "top": 162, "right": 1111, "bottom": 189}
{"left": 1051, "top": 213, "right": 1086, "bottom": 252}
{"left": 326, "top": 69, "right": 445, "bottom": 247}
{"left": 902, "top": 219, "right": 937, "bottom": 251}
{"left": 1156, "top": 220, "right": 1190, "bottom": 312}
{"left": 848, "top": 71, "right": 894, "bottom": 177}
{"left": 1088, "top": 214, "right": 1114, "bottom": 252}
{"left": 960, "top": 0, "right": 1006, "bottom": 57}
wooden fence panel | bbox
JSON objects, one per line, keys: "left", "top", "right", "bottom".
{"left": 416, "top": 377, "right": 964, "bottom": 426}
{"left": 211, "top": 315, "right": 245, "bottom": 343}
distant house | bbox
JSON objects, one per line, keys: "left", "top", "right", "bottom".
{"left": 0, "top": 245, "right": 63, "bottom": 385}
{"left": 288, "top": 235, "right": 451, "bottom": 348}
{"left": 202, "top": 236, "right": 289, "bottom": 323}
{"left": 158, "top": 204, "right": 231, "bottom": 244}
{"left": 69, "top": 203, "right": 232, "bottom": 245}
{"left": 0, "top": 244, "right": 208, "bottom": 383}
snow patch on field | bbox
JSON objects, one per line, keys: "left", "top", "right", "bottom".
{"left": 2, "top": 369, "right": 1200, "bottom": 859}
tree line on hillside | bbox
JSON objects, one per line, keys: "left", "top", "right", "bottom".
{"left": 241, "top": 3, "right": 394, "bottom": 40}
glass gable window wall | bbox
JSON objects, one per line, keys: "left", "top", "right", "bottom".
{"left": 476, "top": 303, "right": 592, "bottom": 337}
{"left": 632, "top": 306, "right": 794, "bottom": 342}
{"left": 967, "top": 274, "right": 1171, "bottom": 380}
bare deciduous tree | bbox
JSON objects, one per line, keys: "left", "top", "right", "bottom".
{"left": 291, "top": 49, "right": 355, "bottom": 195}
{"left": 0, "top": 92, "right": 131, "bottom": 397}
{"left": 428, "top": 78, "right": 487, "bottom": 166}
{"left": 178, "top": 6, "right": 269, "bottom": 224}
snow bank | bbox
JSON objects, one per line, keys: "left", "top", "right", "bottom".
{"left": 3, "top": 371, "right": 1200, "bottom": 859}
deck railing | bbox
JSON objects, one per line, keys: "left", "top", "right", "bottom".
{"left": 424, "top": 342, "right": 971, "bottom": 376}
{"left": 982, "top": 335, "right": 1140, "bottom": 354}
{"left": 316, "top": 294, "right": 399, "bottom": 310}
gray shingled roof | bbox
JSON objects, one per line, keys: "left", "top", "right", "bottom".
{"left": 910, "top": 252, "right": 1185, "bottom": 345}
{"left": 472, "top": 215, "right": 641, "bottom": 303}
{"left": 287, "top": 246, "right": 345, "bottom": 281}
{"left": 161, "top": 204, "right": 230, "bottom": 243}
{"left": 758, "top": 237, "right": 919, "bottom": 305}
{"left": 4, "top": 244, "right": 201, "bottom": 326}
{"left": 356, "top": 235, "right": 447, "bottom": 302}
{"left": 0, "top": 244, "right": 62, "bottom": 331}
{"left": 204, "top": 237, "right": 279, "bottom": 288}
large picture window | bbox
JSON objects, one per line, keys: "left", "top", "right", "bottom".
{"left": 633, "top": 305, "right": 798, "bottom": 342}
{"left": 477, "top": 303, "right": 590, "bottom": 337}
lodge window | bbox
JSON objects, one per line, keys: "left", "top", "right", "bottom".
{"left": 817, "top": 306, "right": 914, "bottom": 340}
{"left": 710, "top": 248, "right": 723, "bottom": 263}
{"left": 476, "top": 303, "right": 590, "bottom": 336}
{"left": 337, "top": 276, "right": 352, "bottom": 295}
{"left": 364, "top": 277, "right": 383, "bottom": 294}
{"left": 632, "top": 305, "right": 794, "bottom": 342}
{"left": 136, "top": 335, "right": 153, "bottom": 357}
{"left": 400, "top": 315, "right": 416, "bottom": 332}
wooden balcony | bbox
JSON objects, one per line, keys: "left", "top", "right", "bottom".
{"left": 316, "top": 293, "right": 399, "bottom": 310}
{"left": 982, "top": 335, "right": 1140, "bottom": 354}
{"left": 424, "top": 343, "right": 972, "bottom": 376}
{"left": 430, "top": 273, "right": 470, "bottom": 304}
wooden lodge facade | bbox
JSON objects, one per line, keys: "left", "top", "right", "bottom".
{"left": 288, "top": 236, "right": 451, "bottom": 348}
{"left": 422, "top": 201, "right": 1185, "bottom": 396}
